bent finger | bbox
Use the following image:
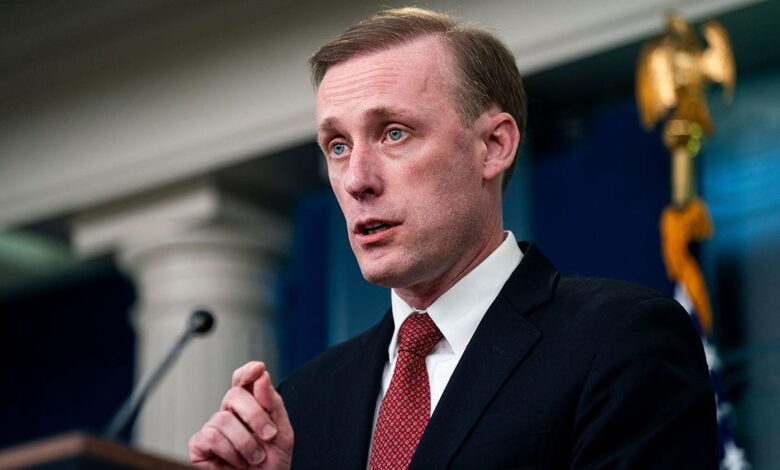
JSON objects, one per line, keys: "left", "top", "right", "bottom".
{"left": 207, "top": 411, "right": 265, "bottom": 467}
{"left": 231, "top": 361, "right": 266, "bottom": 388}
{"left": 221, "top": 386, "right": 277, "bottom": 441}
{"left": 190, "top": 425, "right": 244, "bottom": 469}
{"left": 253, "top": 371, "right": 293, "bottom": 442}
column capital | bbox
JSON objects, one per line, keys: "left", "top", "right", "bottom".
{"left": 71, "top": 179, "right": 288, "bottom": 260}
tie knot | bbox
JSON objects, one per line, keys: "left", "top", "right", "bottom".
{"left": 398, "top": 313, "right": 442, "bottom": 357}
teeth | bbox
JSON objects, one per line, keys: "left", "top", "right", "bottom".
{"left": 364, "top": 223, "right": 388, "bottom": 235}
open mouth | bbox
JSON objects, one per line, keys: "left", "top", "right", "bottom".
{"left": 362, "top": 222, "right": 390, "bottom": 235}
{"left": 355, "top": 220, "right": 397, "bottom": 237}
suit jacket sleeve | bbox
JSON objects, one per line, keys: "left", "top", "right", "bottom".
{"left": 571, "top": 296, "right": 719, "bottom": 468}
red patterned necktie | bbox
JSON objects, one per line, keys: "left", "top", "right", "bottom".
{"left": 369, "top": 313, "right": 443, "bottom": 470}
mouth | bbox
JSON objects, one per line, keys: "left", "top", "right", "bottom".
{"left": 360, "top": 221, "right": 391, "bottom": 235}
{"left": 353, "top": 219, "right": 399, "bottom": 242}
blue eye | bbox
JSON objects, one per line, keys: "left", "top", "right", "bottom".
{"left": 332, "top": 143, "right": 347, "bottom": 156}
{"left": 387, "top": 129, "right": 405, "bottom": 141}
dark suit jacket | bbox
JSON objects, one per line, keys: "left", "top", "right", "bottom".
{"left": 279, "top": 243, "right": 718, "bottom": 469}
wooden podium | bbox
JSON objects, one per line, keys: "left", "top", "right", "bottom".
{"left": 0, "top": 433, "right": 194, "bottom": 470}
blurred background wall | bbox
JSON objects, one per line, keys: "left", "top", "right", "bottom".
{"left": 0, "top": 0, "right": 778, "bottom": 465}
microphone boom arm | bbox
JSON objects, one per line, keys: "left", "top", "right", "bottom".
{"left": 104, "top": 309, "right": 214, "bottom": 440}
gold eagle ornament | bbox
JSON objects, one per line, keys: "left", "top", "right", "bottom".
{"left": 636, "top": 13, "right": 735, "bottom": 135}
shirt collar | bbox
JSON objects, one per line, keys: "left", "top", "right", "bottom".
{"left": 389, "top": 231, "right": 523, "bottom": 361}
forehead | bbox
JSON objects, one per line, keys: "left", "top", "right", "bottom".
{"left": 315, "top": 36, "right": 456, "bottom": 123}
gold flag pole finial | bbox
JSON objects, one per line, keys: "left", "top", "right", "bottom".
{"left": 636, "top": 12, "right": 735, "bottom": 334}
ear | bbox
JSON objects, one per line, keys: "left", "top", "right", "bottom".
{"left": 481, "top": 112, "right": 520, "bottom": 183}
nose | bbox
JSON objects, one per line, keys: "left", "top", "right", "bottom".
{"left": 343, "top": 143, "right": 383, "bottom": 200}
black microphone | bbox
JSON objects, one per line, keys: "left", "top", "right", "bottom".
{"left": 104, "top": 309, "right": 216, "bottom": 440}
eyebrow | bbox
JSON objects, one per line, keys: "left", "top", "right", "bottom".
{"left": 317, "top": 117, "right": 340, "bottom": 135}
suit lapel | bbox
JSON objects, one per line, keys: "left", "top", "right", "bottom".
{"left": 324, "top": 311, "right": 393, "bottom": 469}
{"left": 410, "top": 242, "right": 559, "bottom": 469}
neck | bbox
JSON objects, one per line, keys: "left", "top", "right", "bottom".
{"left": 395, "top": 226, "right": 506, "bottom": 310}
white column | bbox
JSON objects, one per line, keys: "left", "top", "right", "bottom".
{"left": 72, "top": 181, "right": 288, "bottom": 461}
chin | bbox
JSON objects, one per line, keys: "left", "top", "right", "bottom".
{"left": 357, "top": 259, "right": 414, "bottom": 288}
{"left": 359, "top": 267, "right": 400, "bottom": 288}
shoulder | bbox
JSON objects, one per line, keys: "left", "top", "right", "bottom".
{"left": 556, "top": 275, "right": 672, "bottom": 310}
{"left": 521, "top": 275, "right": 701, "bottom": 368}
{"left": 546, "top": 275, "right": 688, "bottom": 330}
{"left": 511, "top": 243, "right": 687, "bottom": 333}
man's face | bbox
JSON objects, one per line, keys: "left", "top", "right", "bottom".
{"left": 316, "top": 36, "right": 496, "bottom": 294}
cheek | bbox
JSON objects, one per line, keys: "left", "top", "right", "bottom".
{"left": 406, "top": 168, "right": 474, "bottom": 227}
{"left": 429, "top": 159, "right": 485, "bottom": 226}
{"left": 432, "top": 152, "right": 483, "bottom": 197}
{"left": 328, "top": 173, "right": 347, "bottom": 203}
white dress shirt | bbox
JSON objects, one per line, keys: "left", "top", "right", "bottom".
{"left": 370, "top": 231, "right": 523, "bottom": 441}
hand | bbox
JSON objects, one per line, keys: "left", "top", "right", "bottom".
{"left": 189, "top": 362, "right": 294, "bottom": 469}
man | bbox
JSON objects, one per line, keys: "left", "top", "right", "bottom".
{"left": 189, "top": 7, "right": 718, "bottom": 469}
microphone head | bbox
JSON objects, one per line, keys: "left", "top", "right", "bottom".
{"left": 188, "top": 309, "right": 215, "bottom": 335}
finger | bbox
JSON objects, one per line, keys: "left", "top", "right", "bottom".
{"left": 189, "top": 425, "right": 245, "bottom": 469}
{"left": 206, "top": 411, "right": 266, "bottom": 467}
{"left": 231, "top": 361, "right": 266, "bottom": 388}
{"left": 221, "top": 386, "right": 277, "bottom": 441}
{"left": 253, "top": 371, "right": 293, "bottom": 441}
